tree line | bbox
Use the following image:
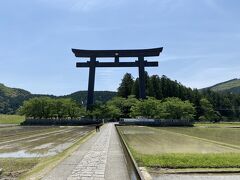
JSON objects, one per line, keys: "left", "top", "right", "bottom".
{"left": 18, "top": 73, "right": 240, "bottom": 122}
{"left": 18, "top": 97, "right": 85, "bottom": 119}
{"left": 19, "top": 96, "right": 199, "bottom": 121}
{"left": 117, "top": 73, "right": 240, "bottom": 121}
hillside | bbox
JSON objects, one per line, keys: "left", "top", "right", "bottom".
{"left": 205, "top": 79, "right": 240, "bottom": 94}
{"left": 0, "top": 83, "right": 117, "bottom": 114}
{"left": 0, "top": 83, "right": 32, "bottom": 114}
{"left": 62, "top": 91, "right": 117, "bottom": 106}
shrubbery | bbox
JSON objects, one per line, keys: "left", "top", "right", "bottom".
{"left": 19, "top": 95, "right": 221, "bottom": 122}
{"left": 18, "top": 97, "right": 85, "bottom": 119}
{"left": 130, "top": 97, "right": 195, "bottom": 120}
{"left": 89, "top": 96, "right": 196, "bottom": 120}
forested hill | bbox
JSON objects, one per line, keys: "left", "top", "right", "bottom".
{"left": 203, "top": 78, "right": 240, "bottom": 94}
{"left": 0, "top": 83, "right": 32, "bottom": 114}
{"left": 0, "top": 83, "right": 116, "bottom": 114}
{"left": 61, "top": 91, "right": 117, "bottom": 105}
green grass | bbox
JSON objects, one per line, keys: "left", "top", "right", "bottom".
{"left": 0, "top": 158, "right": 39, "bottom": 178}
{"left": 132, "top": 151, "right": 240, "bottom": 168}
{"left": 0, "top": 114, "right": 25, "bottom": 124}
{"left": 194, "top": 122, "right": 240, "bottom": 127}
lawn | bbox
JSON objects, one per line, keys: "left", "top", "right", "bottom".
{"left": 117, "top": 125, "right": 240, "bottom": 169}
{"left": 0, "top": 114, "right": 25, "bottom": 124}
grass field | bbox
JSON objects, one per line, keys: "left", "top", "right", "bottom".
{"left": 117, "top": 125, "right": 240, "bottom": 169}
{"left": 0, "top": 125, "right": 94, "bottom": 179}
{"left": 194, "top": 122, "right": 240, "bottom": 128}
{"left": 0, "top": 114, "right": 25, "bottom": 124}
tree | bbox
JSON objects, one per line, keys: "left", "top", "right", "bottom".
{"left": 117, "top": 73, "right": 134, "bottom": 98}
{"left": 156, "top": 97, "right": 195, "bottom": 120}
{"left": 149, "top": 75, "right": 163, "bottom": 99}
{"left": 130, "top": 98, "right": 159, "bottom": 118}
{"left": 131, "top": 78, "right": 139, "bottom": 98}
{"left": 107, "top": 96, "right": 138, "bottom": 118}
{"left": 199, "top": 98, "right": 221, "bottom": 122}
{"left": 19, "top": 97, "right": 85, "bottom": 119}
{"left": 105, "top": 104, "right": 121, "bottom": 119}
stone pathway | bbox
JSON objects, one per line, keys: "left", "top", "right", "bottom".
{"left": 68, "top": 125, "right": 111, "bottom": 179}
{"left": 43, "top": 123, "right": 129, "bottom": 180}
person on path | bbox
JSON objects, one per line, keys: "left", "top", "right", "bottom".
{"left": 95, "top": 124, "right": 100, "bottom": 132}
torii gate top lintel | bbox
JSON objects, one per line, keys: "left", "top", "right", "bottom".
{"left": 72, "top": 47, "right": 163, "bottom": 58}
{"left": 72, "top": 47, "right": 163, "bottom": 110}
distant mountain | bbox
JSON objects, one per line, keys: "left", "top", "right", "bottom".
{"left": 0, "top": 83, "right": 32, "bottom": 114}
{"left": 203, "top": 78, "right": 240, "bottom": 94}
{"left": 62, "top": 91, "right": 117, "bottom": 106}
{"left": 0, "top": 83, "right": 117, "bottom": 114}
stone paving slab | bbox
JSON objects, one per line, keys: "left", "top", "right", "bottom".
{"left": 43, "top": 123, "right": 129, "bottom": 180}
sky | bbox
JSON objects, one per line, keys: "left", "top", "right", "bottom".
{"left": 0, "top": 0, "right": 240, "bottom": 95}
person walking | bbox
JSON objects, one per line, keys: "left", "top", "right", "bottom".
{"left": 95, "top": 124, "right": 100, "bottom": 132}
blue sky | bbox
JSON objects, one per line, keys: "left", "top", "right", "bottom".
{"left": 0, "top": 0, "right": 240, "bottom": 95}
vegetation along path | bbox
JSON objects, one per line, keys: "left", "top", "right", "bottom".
{"left": 43, "top": 123, "right": 129, "bottom": 180}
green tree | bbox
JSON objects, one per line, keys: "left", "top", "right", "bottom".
{"left": 149, "top": 75, "right": 163, "bottom": 99}
{"left": 105, "top": 104, "right": 121, "bottom": 119}
{"left": 157, "top": 97, "right": 195, "bottom": 120}
{"left": 19, "top": 97, "right": 85, "bottom": 119}
{"left": 117, "top": 73, "right": 134, "bottom": 98}
{"left": 107, "top": 96, "right": 138, "bottom": 118}
{"left": 131, "top": 78, "right": 139, "bottom": 98}
{"left": 130, "top": 98, "right": 159, "bottom": 118}
{"left": 199, "top": 98, "right": 221, "bottom": 122}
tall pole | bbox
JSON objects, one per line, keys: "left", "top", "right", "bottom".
{"left": 138, "top": 56, "right": 146, "bottom": 99}
{"left": 87, "top": 57, "right": 96, "bottom": 110}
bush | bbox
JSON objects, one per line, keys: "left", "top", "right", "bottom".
{"left": 18, "top": 97, "right": 85, "bottom": 119}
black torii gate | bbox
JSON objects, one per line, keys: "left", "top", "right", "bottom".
{"left": 72, "top": 47, "right": 163, "bottom": 110}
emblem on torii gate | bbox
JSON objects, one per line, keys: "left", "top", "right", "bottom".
{"left": 72, "top": 47, "right": 163, "bottom": 110}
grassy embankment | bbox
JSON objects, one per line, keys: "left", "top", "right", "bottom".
{"left": 0, "top": 114, "right": 25, "bottom": 124}
{"left": 118, "top": 125, "right": 240, "bottom": 170}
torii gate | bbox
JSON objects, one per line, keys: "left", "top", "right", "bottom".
{"left": 72, "top": 47, "right": 163, "bottom": 110}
